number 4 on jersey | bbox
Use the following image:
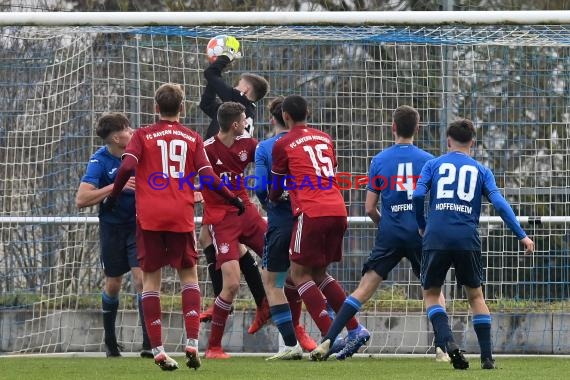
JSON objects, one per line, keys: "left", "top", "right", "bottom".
{"left": 396, "top": 162, "right": 415, "bottom": 200}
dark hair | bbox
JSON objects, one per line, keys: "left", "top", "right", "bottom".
{"left": 217, "top": 102, "right": 246, "bottom": 132}
{"left": 154, "top": 83, "right": 184, "bottom": 117}
{"left": 241, "top": 73, "right": 269, "bottom": 101}
{"left": 447, "top": 118, "right": 476, "bottom": 144}
{"left": 96, "top": 112, "right": 130, "bottom": 140}
{"left": 393, "top": 105, "right": 419, "bottom": 138}
{"left": 268, "top": 96, "right": 285, "bottom": 127}
{"left": 282, "top": 95, "right": 308, "bottom": 123}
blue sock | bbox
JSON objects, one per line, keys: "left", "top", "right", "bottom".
{"left": 137, "top": 293, "right": 150, "bottom": 349}
{"left": 427, "top": 305, "right": 452, "bottom": 349}
{"left": 473, "top": 314, "right": 492, "bottom": 360}
{"left": 433, "top": 330, "right": 446, "bottom": 351}
{"left": 324, "top": 295, "right": 361, "bottom": 342}
{"left": 102, "top": 291, "right": 119, "bottom": 342}
{"left": 270, "top": 303, "right": 297, "bottom": 347}
{"left": 428, "top": 304, "right": 445, "bottom": 350}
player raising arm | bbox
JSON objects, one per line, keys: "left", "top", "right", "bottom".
{"left": 412, "top": 118, "right": 534, "bottom": 370}
{"left": 270, "top": 95, "right": 367, "bottom": 359}
{"left": 199, "top": 36, "right": 268, "bottom": 139}
{"left": 198, "top": 38, "right": 270, "bottom": 329}
{"left": 106, "top": 83, "right": 243, "bottom": 371}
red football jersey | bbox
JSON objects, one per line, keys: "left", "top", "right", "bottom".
{"left": 124, "top": 120, "right": 211, "bottom": 232}
{"left": 202, "top": 134, "right": 257, "bottom": 224}
{"left": 271, "top": 125, "right": 347, "bottom": 217}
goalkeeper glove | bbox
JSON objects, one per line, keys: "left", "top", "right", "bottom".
{"left": 243, "top": 117, "right": 254, "bottom": 137}
{"left": 221, "top": 36, "right": 242, "bottom": 61}
{"left": 101, "top": 196, "right": 117, "bottom": 213}
{"left": 228, "top": 196, "right": 245, "bottom": 216}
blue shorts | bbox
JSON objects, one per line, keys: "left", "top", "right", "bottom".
{"left": 421, "top": 249, "right": 483, "bottom": 289}
{"left": 362, "top": 245, "right": 421, "bottom": 280}
{"left": 100, "top": 221, "right": 138, "bottom": 277}
{"left": 262, "top": 223, "right": 293, "bottom": 273}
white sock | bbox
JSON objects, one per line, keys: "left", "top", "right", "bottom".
{"left": 186, "top": 338, "right": 199, "bottom": 348}
{"left": 152, "top": 345, "right": 165, "bottom": 357}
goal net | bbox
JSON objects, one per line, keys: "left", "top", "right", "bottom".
{"left": 1, "top": 18, "right": 570, "bottom": 355}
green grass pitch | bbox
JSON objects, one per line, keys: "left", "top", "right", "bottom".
{"left": 2, "top": 356, "right": 570, "bottom": 380}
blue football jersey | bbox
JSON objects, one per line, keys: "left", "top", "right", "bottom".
{"left": 367, "top": 144, "right": 434, "bottom": 248}
{"left": 81, "top": 146, "right": 135, "bottom": 224}
{"left": 415, "top": 151, "right": 497, "bottom": 250}
{"left": 254, "top": 131, "right": 293, "bottom": 227}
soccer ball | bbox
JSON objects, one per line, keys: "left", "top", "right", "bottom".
{"left": 206, "top": 35, "right": 241, "bottom": 63}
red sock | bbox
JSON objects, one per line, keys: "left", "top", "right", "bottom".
{"left": 297, "top": 280, "right": 331, "bottom": 336}
{"left": 208, "top": 296, "right": 232, "bottom": 348}
{"left": 318, "top": 275, "right": 359, "bottom": 330}
{"left": 182, "top": 283, "right": 201, "bottom": 340}
{"left": 141, "top": 291, "right": 162, "bottom": 348}
{"left": 285, "top": 278, "right": 302, "bottom": 326}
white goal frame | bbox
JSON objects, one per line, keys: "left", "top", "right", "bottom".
{"left": 0, "top": 11, "right": 570, "bottom": 26}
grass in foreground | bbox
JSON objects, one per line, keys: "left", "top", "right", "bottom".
{"left": 2, "top": 356, "right": 570, "bottom": 380}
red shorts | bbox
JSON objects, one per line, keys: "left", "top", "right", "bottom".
{"left": 136, "top": 222, "right": 198, "bottom": 273}
{"left": 289, "top": 213, "right": 347, "bottom": 268}
{"left": 210, "top": 204, "right": 267, "bottom": 269}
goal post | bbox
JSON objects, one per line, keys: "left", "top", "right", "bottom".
{"left": 2, "top": 12, "right": 570, "bottom": 355}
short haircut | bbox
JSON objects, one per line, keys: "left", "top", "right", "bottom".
{"left": 241, "top": 73, "right": 269, "bottom": 101}
{"left": 96, "top": 112, "right": 130, "bottom": 140}
{"left": 154, "top": 83, "right": 184, "bottom": 117}
{"left": 217, "top": 102, "right": 246, "bottom": 132}
{"left": 282, "top": 95, "right": 308, "bottom": 123}
{"left": 447, "top": 118, "right": 476, "bottom": 144}
{"left": 392, "top": 105, "right": 419, "bottom": 138}
{"left": 268, "top": 96, "right": 285, "bottom": 127}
